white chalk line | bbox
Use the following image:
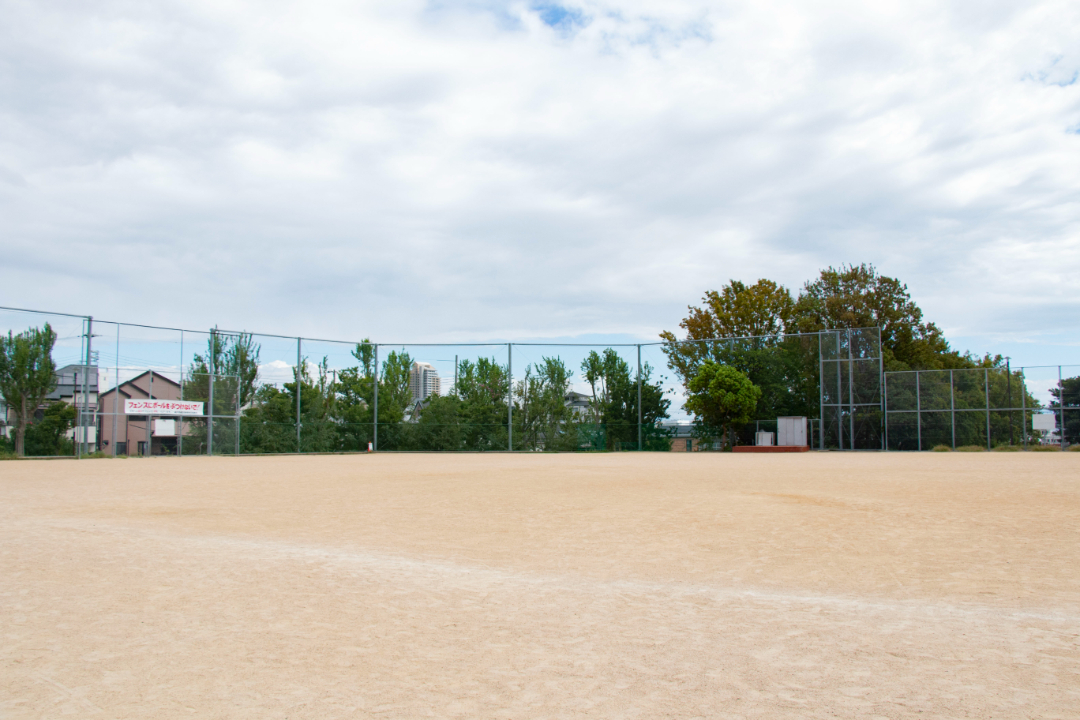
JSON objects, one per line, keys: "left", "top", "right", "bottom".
{"left": 18, "top": 516, "right": 1080, "bottom": 626}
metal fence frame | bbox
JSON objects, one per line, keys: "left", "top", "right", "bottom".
{"left": 5, "top": 305, "right": 884, "bottom": 454}
{"left": 19, "top": 303, "right": 1080, "bottom": 454}
{"left": 818, "top": 328, "right": 884, "bottom": 450}
{"left": 883, "top": 364, "right": 1074, "bottom": 450}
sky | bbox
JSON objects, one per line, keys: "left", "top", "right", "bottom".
{"left": 2, "top": 0, "right": 1079, "bottom": 370}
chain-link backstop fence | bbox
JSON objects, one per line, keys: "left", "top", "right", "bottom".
{"left": 883, "top": 364, "right": 1079, "bottom": 450}
{"left": 2, "top": 304, "right": 1074, "bottom": 455}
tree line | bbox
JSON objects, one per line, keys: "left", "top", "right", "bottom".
{"left": 2, "top": 263, "right": 1075, "bottom": 455}
{"left": 178, "top": 337, "right": 672, "bottom": 454}
{"left": 663, "top": 264, "right": 1050, "bottom": 447}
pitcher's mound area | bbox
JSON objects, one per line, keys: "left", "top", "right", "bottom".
{"left": 2, "top": 453, "right": 1078, "bottom": 718}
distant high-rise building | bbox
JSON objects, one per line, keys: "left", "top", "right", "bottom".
{"left": 410, "top": 361, "right": 441, "bottom": 405}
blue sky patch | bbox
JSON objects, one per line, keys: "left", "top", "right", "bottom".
{"left": 532, "top": 3, "right": 586, "bottom": 31}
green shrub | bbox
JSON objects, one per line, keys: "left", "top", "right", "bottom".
{"left": 993, "top": 445, "right": 1023, "bottom": 452}
{"left": 1068, "top": 445, "right": 1080, "bottom": 452}
{"left": 931, "top": 444, "right": 952, "bottom": 452}
{"left": 955, "top": 445, "right": 986, "bottom": 452}
{"left": 1031, "top": 445, "right": 1062, "bottom": 452}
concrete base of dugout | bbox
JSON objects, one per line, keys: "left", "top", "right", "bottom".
{"left": 733, "top": 445, "right": 811, "bottom": 453}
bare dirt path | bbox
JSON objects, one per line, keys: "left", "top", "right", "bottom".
{"left": 2, "top": 453, "right": 1079, "bottom": 718}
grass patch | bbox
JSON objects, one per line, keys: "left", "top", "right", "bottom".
{"left": 993, "top": 445, "right": 1023, "bottom": 452}
{"left": 1031, "top": 445, "right": 1062, "bottom": 452}
{"left": 955, "top": 445, "right": 987, "bottom": 452}
{"left": 1068, "top": 445, "right": 1080, "bottom": 452}
{"left": 931, "top": 444, "right": 952, "bottom": 452}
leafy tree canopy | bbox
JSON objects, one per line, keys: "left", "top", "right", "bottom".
{"left": 663, "top": 279, "right": 794, "bottom": 343}
{"left": 579, "top": 349, "right": 671, "bottom": 450}
{"left": 664, "top": 265, "right": 988, "bottom": 378}
{"left": 792, "top": 264, "right": 967, "bottom": 370}
{"left": 684, "top": 362, "right": 761, "bottom": 447}
{"left": 24, "top": 401, "right": 75, "bottom": 457}
{"left": 0, "top": 324, "right": 58, "bottom": 456}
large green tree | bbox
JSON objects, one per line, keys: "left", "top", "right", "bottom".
{"left": 684, "top": 362, "right": 761, "bottom": 448}
{"left": 371, "top": 349, "right": 414, "bottom": 450}
{"left": 792, "top": 264, "right": 968, "bottom": 371}
{"left": 514, "top": 357, "right": 578, "bottom": 451}
{"left": 183, "top": 331, "right": 262, "bottom": 454}
{"left": 661, "top": 279, "right": 795, "bottom": 345}
{"left": 334, "top": 341, "right": 377, "bottom": 451}
{"left": 580, "top": 349, "right": 670, "bottom": 450}
{"left": 238, "top": 355, "right": 340, "bottom": 454}
{"left": 184, "top": 330, "right": 261, "bottom": 410}
{"left": 0, "top": 324, "right": 58, "bottom": 456}
{"left": 23, "top": 401, "right": 76, "bottom": 457}
{"left": 661, "top": 281, "right": 817, "bottom": 431}
{"left": 452, "top": 357, "right": 510, "bottom": 451}
{"left": 661, "top": 266, "right": 984, "bottom": 437}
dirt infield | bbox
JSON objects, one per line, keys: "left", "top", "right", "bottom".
{"left": 2, "top": 453, "right": 1079, "bottom": 718}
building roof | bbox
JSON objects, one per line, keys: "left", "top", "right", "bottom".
{"left": 100, "top": 370, "right": 181, "bottom": 397}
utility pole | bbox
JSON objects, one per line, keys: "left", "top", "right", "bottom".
{"left": 637, "top": 344, "right": 642, "bottom": 451}
{"left": 81, "top": 317, "right": 93, "bottom": 457}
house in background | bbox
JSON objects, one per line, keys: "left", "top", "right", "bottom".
{"left": 664, "top": 423, "right": 700, "bottom": 452}
{"left": 49, "top": 364, "right": 99, "bottom": 446}
{"left": 1, "top": 363, "right": 99, "bottom": 446}
{"left": 98, "top": 371, "right": 185, "bottom": 455}
{"left": 564, "top": 391, "right": 591, "bottom": 418}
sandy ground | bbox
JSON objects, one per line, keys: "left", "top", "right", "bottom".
{"left": 2, "top": 453, "right": 1079, "bottom": 719}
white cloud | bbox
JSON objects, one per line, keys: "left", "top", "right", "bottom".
{"left": 1, "top": 0, "right": 1078, "bottom": 360}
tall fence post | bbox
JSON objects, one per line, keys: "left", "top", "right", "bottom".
{"left": 883, "top": 372, "right": 889, "bottom": 450}
{"left": 847, "top": 329, "right": 855, "bottom": 449}
{"left": 1006, "top": 358, "right": 1014, "bottom": 445}
{"left": 818, "top": 332, "right": 825, "bottom": 450}
{"left": 179, "top": 330, "right": 184, "bottom": 456}
{"left": 113, "top": 324, "right": 120, "bottom": 457}
{"left": 78, "top": 321, "right": 85, "bottom": 458}
{"left": 1021, "top": 369, "right": 1027, "bottom": 450}
{"left": 836, "top": 334, "right": 843, "bottom": 450}
{"left": 916, "top": 370, "right": 922, "bottom": 452}
{"left": 235, "top": 370, "right": 241, "bottom": 456}
{"left": 637, "top": 344, "right": 642, "bottom": 451}
{"left": 507, "top": 343, "right": 513, "bottom": 451}
{"left": 950, "top": 369, "right": 956, "bottom": 449}
{"left": 208, "top": 329, "right": 215, "bottom": 456}
{"left": 296, "top": 337, "right": 302, "bottom": 454}
{"left": 985, "top": 367, "right": 991, "bottom": 450}
{"left": 83, "top": 317, "right": 94, "bottom": 457}
{"left": 878, "top": 330, "right": 884, "bottom": 450}
{"left": 373, "top": 344, "right": 379, "bottom": 451}
{"left": 147, "top": 369, "right": 153, "bottom": 456}
{"left": 1059, "top": 365, "right": 1065, "bottom": 450}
